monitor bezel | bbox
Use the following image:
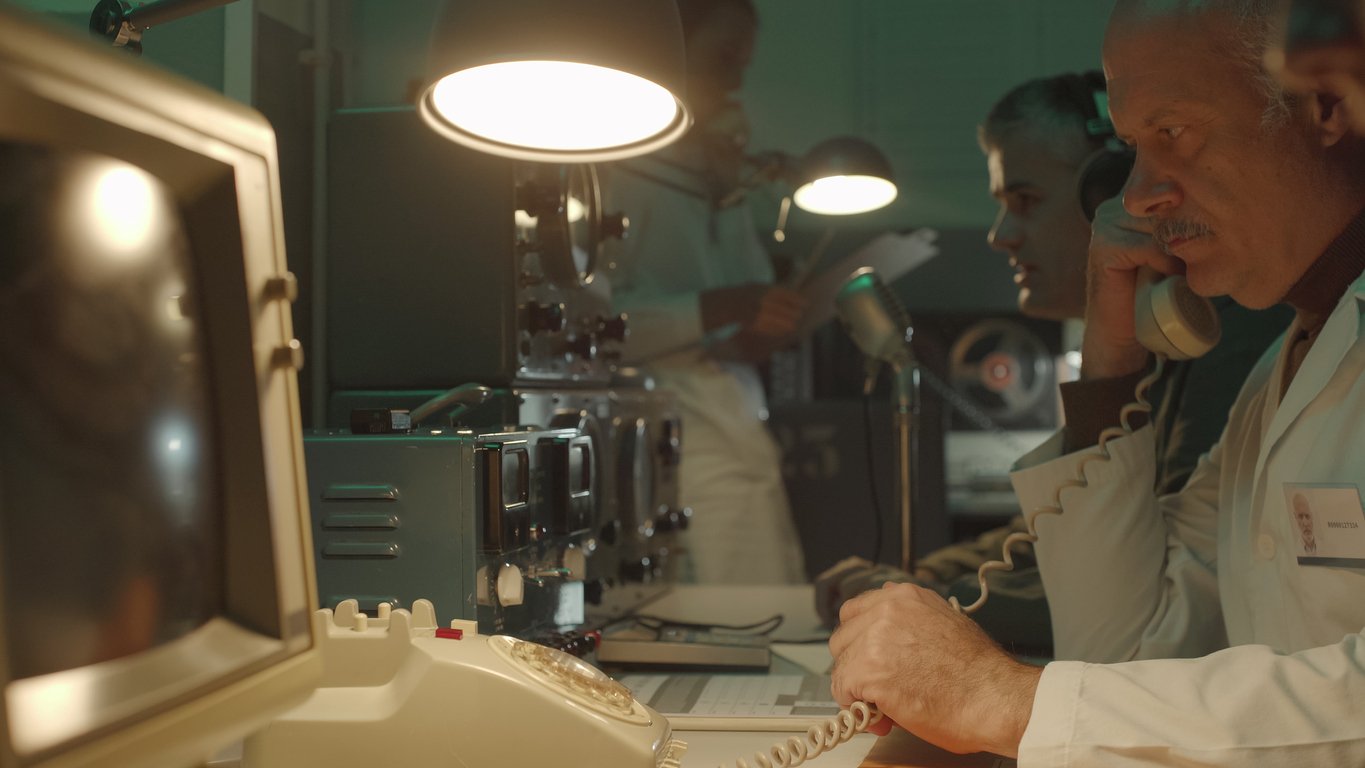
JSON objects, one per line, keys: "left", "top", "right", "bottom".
{"left": 0, "top": 8, "right": 319, "bottom": 767}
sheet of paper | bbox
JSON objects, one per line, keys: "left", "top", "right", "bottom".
{"left": 796, "top": 228, "right": 939, "bottom": 335}
{"left": 621, "top": 673, "right": 838, "bottom": 718}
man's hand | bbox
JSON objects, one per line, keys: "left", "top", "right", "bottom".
{"left": 701, "top": 283, "right": 807, "bottom": 362}
{"left": 1082, "top": 197, "right": 1186, "bottom": 379}
{"left": 701, "top": 283, "right": 806, "bottom": 335}
{"left": 828, "top": 582, "right": 1042, "bottom": 757}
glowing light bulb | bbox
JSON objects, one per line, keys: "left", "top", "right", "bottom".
{"left": 793, "top": 175, "right": 898, "bottom": 215}
{"left": 427, "top": 61, "right": 681, "bottom": 154}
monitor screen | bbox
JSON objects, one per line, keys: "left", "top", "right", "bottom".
{"left": 0, "top": 8, "right": 319, "bottom": 767}
{"left": 0, "top": 144, "right": 222, "bottom": 682}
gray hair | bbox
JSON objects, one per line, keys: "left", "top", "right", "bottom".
{"left": 1128, "top": 0, "right": 1295, "bottom": 127}
{"left": 1209, "top": 0, "right": 1295, "bottom": 126}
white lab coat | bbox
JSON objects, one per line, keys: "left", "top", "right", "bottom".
{"left": 600, "top": 145, "right": 806, "bottom": 585}
{"left": 1008, "top": 271, "right": 1365, "bottom": 766}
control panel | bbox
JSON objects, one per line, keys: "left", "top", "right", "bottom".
{"left": 304, "top": 425, "right": 599, "bottom": 637}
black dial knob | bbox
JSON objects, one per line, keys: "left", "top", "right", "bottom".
{"left": 596, "top": 314, "right": 629, "bottom": 343}
{"left": 524, "top": 302, "right": 566, "bottom": 335}
{"left": 653, "top": 507, "right": 691, "bottom": 533}
{"left": 566, "top": 333, "right": 598, "bottom": 361}
{"left": 516, "top": 180, "right": 560, "bottom": 218}
{"left": 620, "top": 556, "right": 654, "bottom": 583}
{"left": 602, "top": 212, "right": 629, "bottom": 241}
{"left": 598, "top": 519, "right": 621, "bottom": 546}
{"left": 584, "top": 579, "right": 607, "bottom": 605}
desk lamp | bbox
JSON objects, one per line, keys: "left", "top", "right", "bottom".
{"left": 791, "top": 136, "right": 898, "bottom": 215}
{"left": 417, "top": 0, "right": 692, "bottom": 162}
{"left": 771, "top": 137, "right": 897, "bottom": 263}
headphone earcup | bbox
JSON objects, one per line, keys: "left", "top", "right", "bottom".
{"left": 1075, "top": 146, "right": 1135, "bottom": 222}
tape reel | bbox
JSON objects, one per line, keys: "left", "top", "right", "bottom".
{"left": 947, "top": 319, "right": 1055, "bottom": 426}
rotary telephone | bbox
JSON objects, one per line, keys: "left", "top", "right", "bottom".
{"left": 243, "top": 599, "right": 877, "bottom": 768}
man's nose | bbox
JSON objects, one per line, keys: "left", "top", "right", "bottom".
{"left": 988, "top": 209, "right": 1022, "bottom": 253}
{"left": 1122, "top": 153, "right": 1181, "bottom": 217}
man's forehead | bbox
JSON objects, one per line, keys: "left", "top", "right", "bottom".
{"left": 1102, "top": 8, "right": 1250, "bottom": 119}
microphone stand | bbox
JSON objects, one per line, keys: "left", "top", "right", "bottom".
{"left": 839, "top": 266, "right": 919, "bottom": 572}
{"left": 864, "top": 349, "right": 919, "bottom": 573}
{"left": 893, "top": 362, "right": 920, "bottom": 573}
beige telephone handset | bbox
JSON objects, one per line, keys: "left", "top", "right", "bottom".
{"left": 1133, "top": 266, "right": 1221, "bottom": 361}
{"left": 954, "top": 264, "right": 1222, "bottom": 615}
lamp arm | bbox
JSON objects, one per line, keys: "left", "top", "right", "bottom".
{"left": 91, "top": 0, "right": 240, "bottom": 51}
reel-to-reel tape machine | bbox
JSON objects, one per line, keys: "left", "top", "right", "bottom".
{"left": 936, "top": 315, "right": 1063, "bottom": 518}
{"left": 316, "top": 108, "right": 687, "bottom": 636}
{"left": 945, "top": 317, "right": 1058, "bottom": 432}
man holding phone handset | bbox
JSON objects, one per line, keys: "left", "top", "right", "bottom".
{"left": 829, "top": 0, "right": 1365, "bottom": 762}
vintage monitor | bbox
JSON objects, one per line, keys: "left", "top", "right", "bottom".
{"left": 0, "top": 7, "right": 320, "bottom": 767}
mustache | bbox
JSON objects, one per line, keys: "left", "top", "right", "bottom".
{"left": 1152, "top": 218, "right": 1212, "bottom": 254}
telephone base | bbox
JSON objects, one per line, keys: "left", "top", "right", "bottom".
{"left": 243, "top": 599, "right": 683, "bottom": 768}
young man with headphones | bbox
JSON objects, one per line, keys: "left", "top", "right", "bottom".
{"left": 815, "top": 71, "right": 1293, "bottom": 655}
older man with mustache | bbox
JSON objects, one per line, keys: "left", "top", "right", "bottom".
{"left": 828, "top": 0, "right": 1365, "bottom": 764}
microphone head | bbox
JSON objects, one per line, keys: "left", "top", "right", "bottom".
{"left": 835, "top": 267, "right": 912, "bottom": 364}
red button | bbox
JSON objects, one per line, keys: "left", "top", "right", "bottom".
{"left": 435, "top": 628, "right": 464, "bottom": 640}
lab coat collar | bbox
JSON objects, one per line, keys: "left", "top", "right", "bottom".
{"left": 1258, "top": 271, "right": 1365, "bottom": 456}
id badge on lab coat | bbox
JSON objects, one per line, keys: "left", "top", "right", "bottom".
{"left": 1282, "top": 483, "right": 1365, "bottom": 566}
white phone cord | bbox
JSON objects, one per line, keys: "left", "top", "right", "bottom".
{"left": 951, "top": 355, "right": 1167, "bottom": 615}
{"left": 720, "top": 700, "right": 882, "bottom": 768}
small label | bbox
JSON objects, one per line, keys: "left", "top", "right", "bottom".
{"left": 1282, "top": 483, "right": 1365, "bottom": 567}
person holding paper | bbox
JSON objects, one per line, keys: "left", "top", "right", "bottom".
{"left": 600, "top": 0, "right": 807, "bottom": 583}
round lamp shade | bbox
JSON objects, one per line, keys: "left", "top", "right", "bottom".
{"left": 418, "top": 0, "right": 692, "bottom": 162}
{"left": 792, "top": 136, "right": 897, "bottom": 215}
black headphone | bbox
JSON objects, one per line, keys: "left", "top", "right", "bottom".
{"left": 1060, "top": 71, "right": 1135, "bottom": 223}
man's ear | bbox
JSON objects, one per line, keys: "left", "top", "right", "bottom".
{"left": 1312, "top": 89, "right": 1353, "bottom": 147}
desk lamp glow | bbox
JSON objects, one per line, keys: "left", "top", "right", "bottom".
{"left": 417, "top": 0, "right": 692, "bottom": 162}
{"left": 772, "top": 137, "right": 897, "bottom": 246}
{"left": 792, "top": 136, "right": 898, "bottom": 215}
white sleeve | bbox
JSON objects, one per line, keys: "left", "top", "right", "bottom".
{"left": 1009, "top": 425, "right": 1225, "bottom": 662}
{"left": 1020, "top": 635, "right": 1365, "bottom": 767}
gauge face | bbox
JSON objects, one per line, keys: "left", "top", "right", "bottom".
{"left": 488, "top": 635, "right": 651, "bottom": 725}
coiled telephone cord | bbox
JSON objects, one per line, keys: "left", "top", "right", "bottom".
{"left": 720, "top": 701, "right": 881, "bottom": 768}
{"left": 951, "top": 356, "right": 1166, "bottom": 615}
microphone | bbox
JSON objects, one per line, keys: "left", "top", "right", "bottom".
{"left": 835, "top": 267, "right": 913, "bottom": 369}
{"left": 834, "top": 267, "right": 918, "bottom": 571}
